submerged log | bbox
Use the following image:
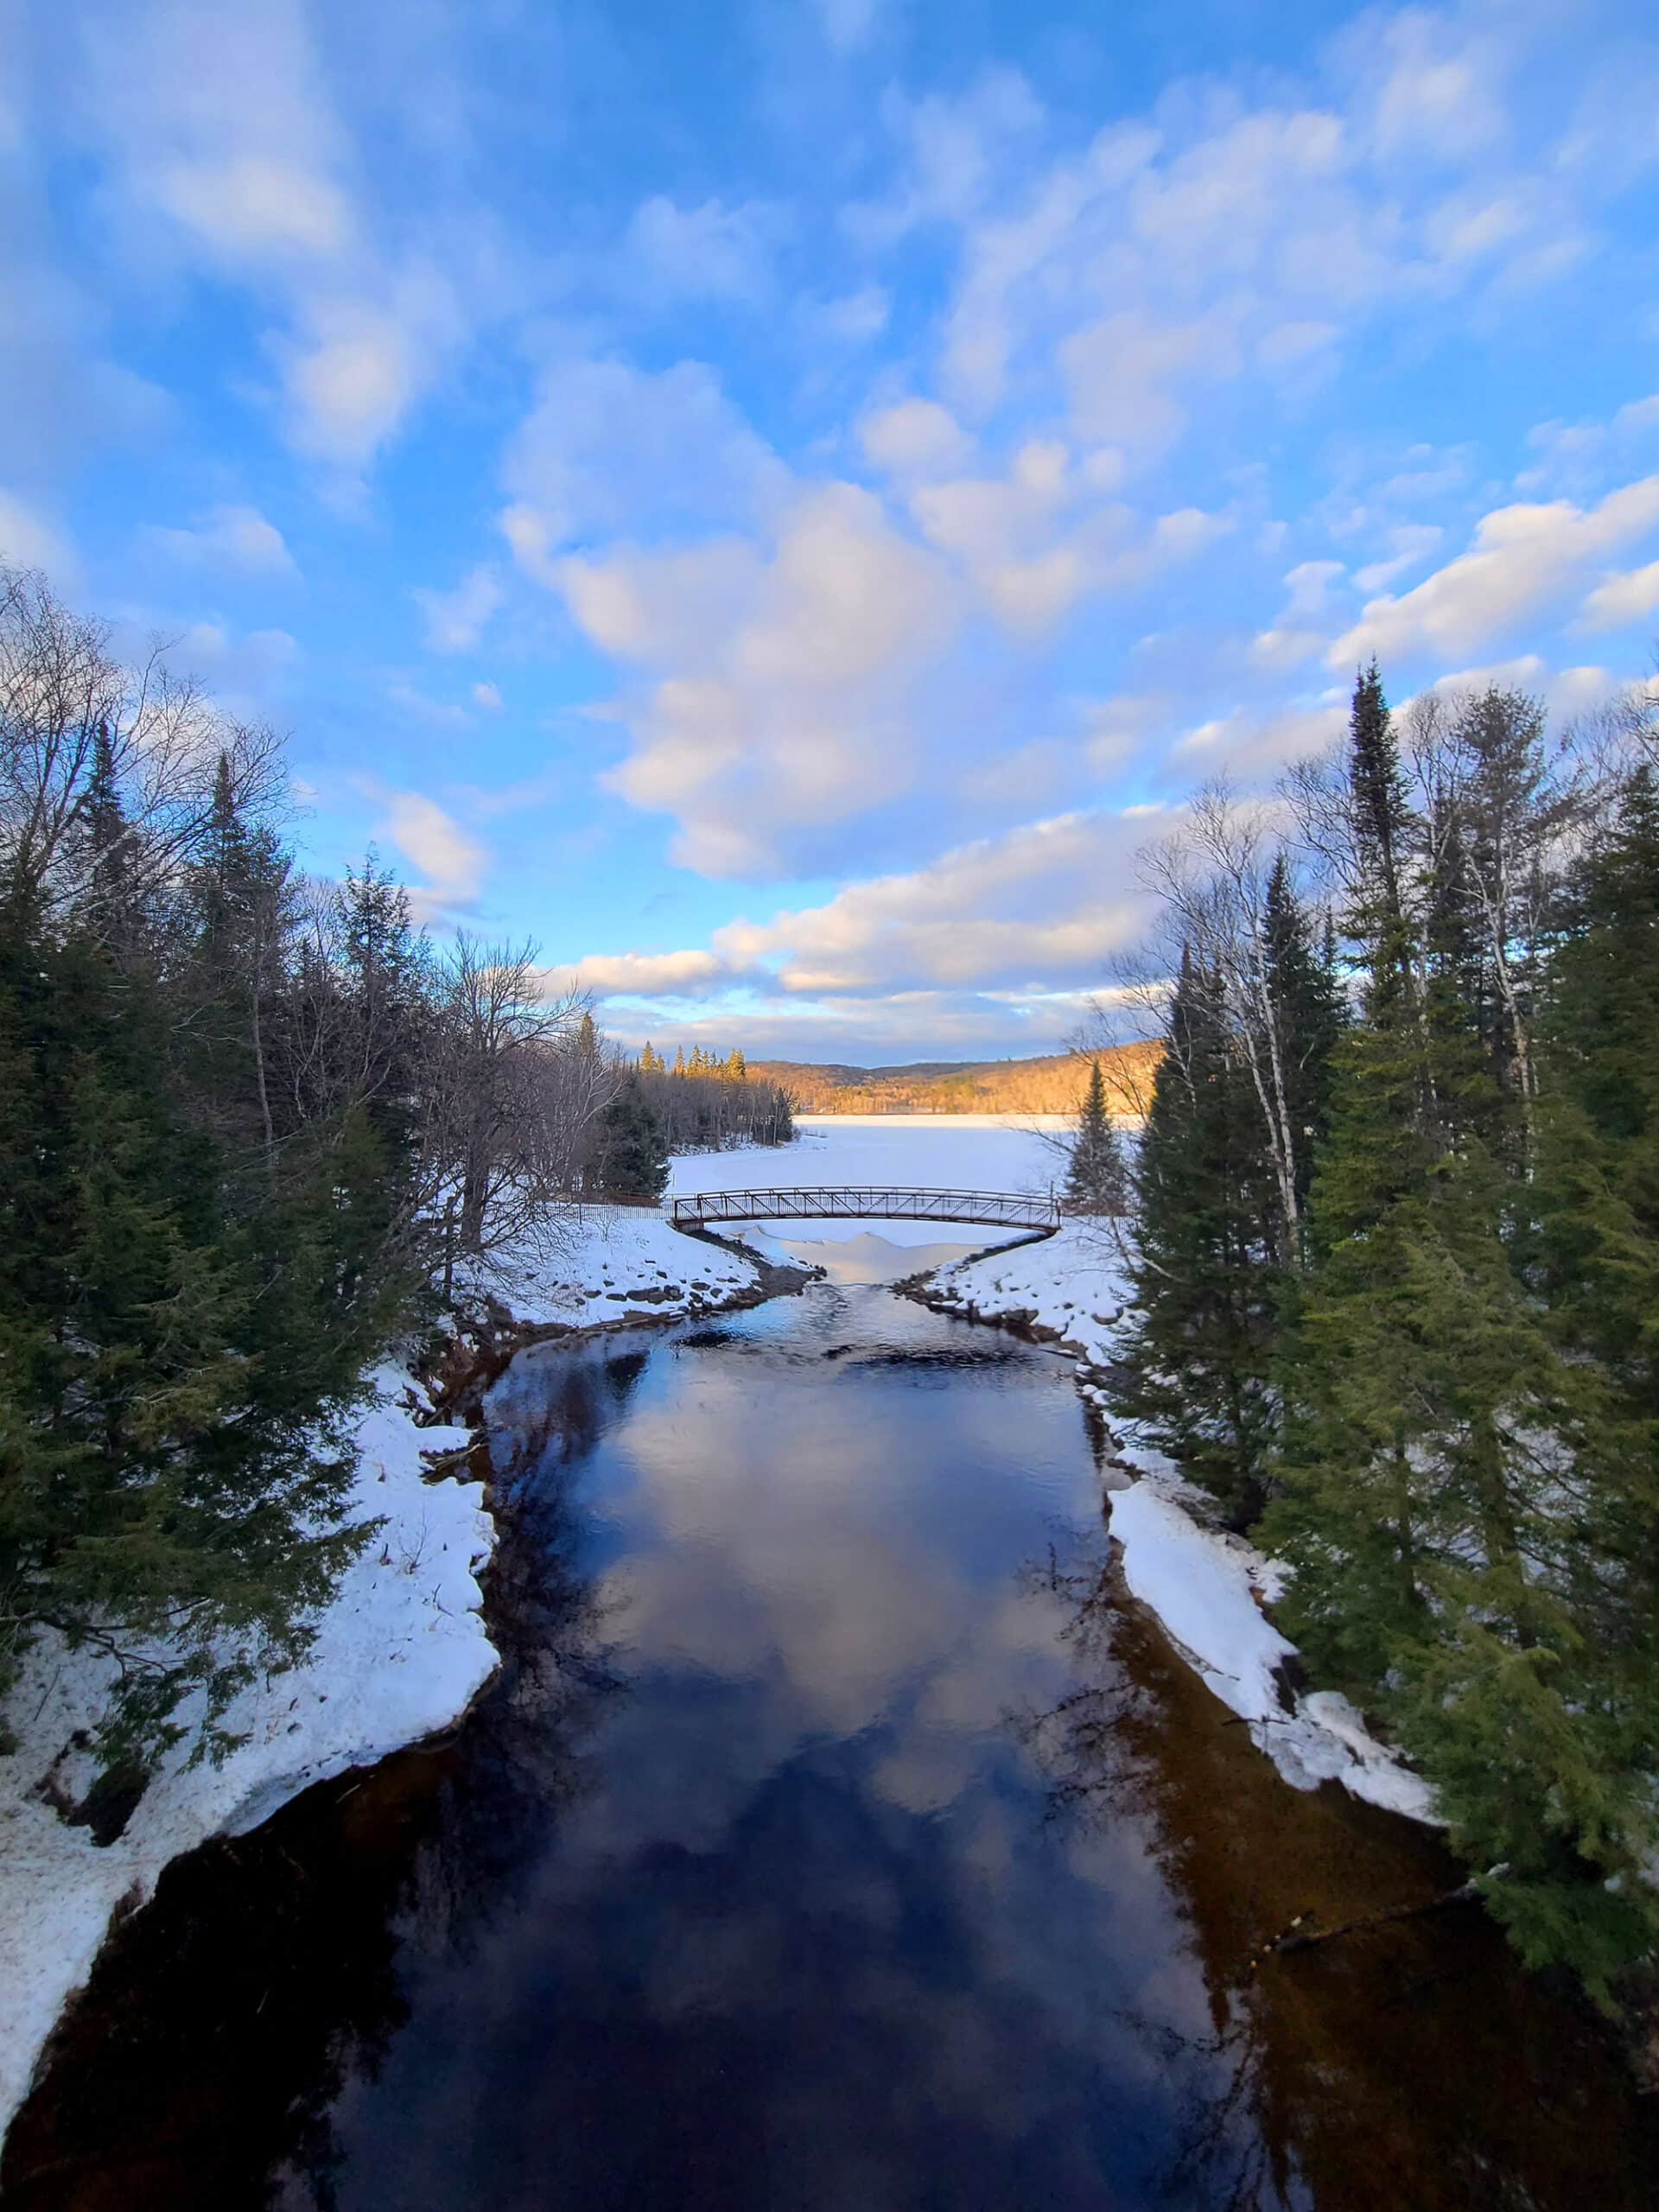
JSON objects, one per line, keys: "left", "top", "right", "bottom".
{"left": 1249, "top": 1880, "right": 1482, "bottom": 1974}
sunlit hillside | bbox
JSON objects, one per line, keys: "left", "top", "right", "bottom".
{"left": 748, "top": 1042, "right": 1159, "bottom": 1116}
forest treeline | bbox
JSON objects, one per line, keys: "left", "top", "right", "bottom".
{"left": 0, "top": 566, "right": 791, "bottom": 1768}
{"left": 747, "top": 1042, "right": 1157, "bottom": 1114}
{"left": 1104, "top": 662, "right": 1659, "bottom": 2010}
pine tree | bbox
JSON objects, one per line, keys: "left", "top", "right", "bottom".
{"left": 0, "top": 916, "right": 366, "bottom": 1763}
{"left": 594, "top": 1074, "right": 671, "bottom": 1202}
{"left": 1107, "top": 950, "right": 1280, "bottom": 1528}
{"left": 1346, "top": 660, "right": 1417, "bottom": 1014}
{"left": 1062, "top": 1060, "right": 1128, "bottom": 1214}
{"left": 1262, "top": 855, "right": 1344, "bottom": 1223}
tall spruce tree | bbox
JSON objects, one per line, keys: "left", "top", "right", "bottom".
{"left": 1108, "top": 950, "right": 1280, "bottom": 1528}
{"left": 1262, "top": 855, "right": 1344, "bottom": 1224}
{"left": 1062, "top": 1059, "right": 1128, "bottom": 1215}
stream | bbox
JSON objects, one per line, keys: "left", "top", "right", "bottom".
{"left": 5, "top": 1268, "right": 1656, "bottom": 2209}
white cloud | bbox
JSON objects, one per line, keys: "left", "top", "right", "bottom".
{"left": 500, "top": 358, "right": 788, "bottom": 559}
{"left": 1580, "top": 560, "right": 1659, "bottom": 632}
{"left": 858, "top": 398, "right": 973, "bottom": 480}
{"left": 1355, "top": 523, "right": 1443, "bottom": 592}
{"left": 809, "top": 287, "right": 890, "bottom": 346}
{"left": 1327, "top": 475, "right": 1659, "bottom": 669}
{"left": 711, "top": 807, "right": 1150, "bottom": 994}
{"left": 561, "top": 805, "right": 1165, "bottom": 1056}
{"left": 145, "top": 620, "right": 301, "bottom": 719}
{"left": 621, "top": 195, "right": 781, "bottom": 305}
{"left": 552, "top": 482, "right": 960, "bottom": 876}
{"left": 386, "top": 680, "right": 474, "bottom": 730}
{"left": 377, "top": 790, "right": 486, "bottom": 912}
{"left": 817, "top": 0, "right": 883, "bottom": 56}
{"left": 412, "top": 563, "right": 502, "bottom": 653}
{"left": 1251, "top": 558, "right": 1344, "bottom": 667}
{"left": 1348, "top": 7, "right": 1509, "bottom": 163}
{"left": 145, "top": 503, "right": 297, "bottom": 579}
{"left": 0, "top": 489, "right": 74, "bottom": 580}
{"left": 563, "top": 948, "right": 731, "bottom": 997}
{"left": 906, "top": 442, "right": 1230, "bottom": 633}
{"left": 153, "top": 151, "right": 352, "bottom": 262}
{"left": 73, "top": 0, "right": 466, "bottom": 478}
{"left": 1171, "top": 701, "right": 1347, "bottom": 779}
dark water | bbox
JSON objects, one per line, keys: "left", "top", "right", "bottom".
{"left": 7, "top": 1282, "right": 1656, "bottom": 2210}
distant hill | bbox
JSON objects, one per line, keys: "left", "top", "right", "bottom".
{"left": 747, "top": 1043, "right": 1159, "bottom": 1116}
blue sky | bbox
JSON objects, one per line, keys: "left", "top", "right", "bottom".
{"left": 6, "top": 0, "right": 1659, "bottom": 1062}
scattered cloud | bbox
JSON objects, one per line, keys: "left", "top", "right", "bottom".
{"left": 555, "top": 481, "right": 961, "bottom": 875}
{"left": 563, "top": 948, "right": 732, "bottom": 997}
{"left": 1326, "top": 474, "right": 1659, "bottom": 669}
{"left": 144, "top": 503, "right": 297, "bottom": 579}
{"left": 375, "top": 789, "right": 486, "bottom": 915}
{"left": 0, "top": 489, "right": 75, "bottom": 581}
{"left": 413, "top": 563, "right": 502, "bottom": 653}
{"left": 620, "top": 195, "right": 783, "bottom": 307}
{"left": 500, "top": 358, "right": 789, "bottom": 565}
{"left": 816, "top": 0, "right": 884, "bottom": 57}
{"left": 1580, "top": 560, "right": 1659, "bottom": 632}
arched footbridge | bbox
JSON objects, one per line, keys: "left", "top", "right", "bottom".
{"left": 671, "top": 1186, "right": 1060, "bottom": 1234}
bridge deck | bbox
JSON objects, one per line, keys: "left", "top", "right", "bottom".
{"left": 671, "top": 1185, "right": 1059, "bottom": 1231}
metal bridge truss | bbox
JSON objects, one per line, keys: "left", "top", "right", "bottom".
{"left": 671, "top": 1185, "right": 1059, "bottom": 1233}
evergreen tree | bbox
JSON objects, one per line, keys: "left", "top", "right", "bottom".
{"left": 1062, "top": 1060, "right": 1128, "bottom": 1215}
{"left": 1107, "top": 950, "right": 1280, "bottom": 1527}
{"left": 594, "top": 1074, "right": 671, "bottom": 1202}
{"left": 0, "top": 916, "right": 365, "bottom": 1763}
{"left": 1262, "top": 855, "right": 1344, "bottom": 1221}
{"left": 1346, "top": 660, "right": 1417, "bottom": 1014}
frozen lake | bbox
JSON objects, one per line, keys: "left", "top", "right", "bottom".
{"left": 665, "top": 1113, "right": 1073, "bottom": 1252}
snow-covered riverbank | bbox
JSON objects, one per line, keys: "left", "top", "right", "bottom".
{"left": 0, "top": 1376, "right": 493, "bottom": 2145}
{"left": 923, "top": 1224, "right": 1435, "bottom": 1827}
{"left": 1, "top": 1117, "right": 1435, "bottom": 2147}
{"left": 0, "top": 1195, "right": 776, "bottom": 2150}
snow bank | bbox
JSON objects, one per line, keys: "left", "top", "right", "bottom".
{"left": 927, "top": 1221, "right": 1133, "bottom": 1364}
{"left": 0, "top": 1191, "right": 779, "bottom": 2146}
{"left": 1109, "top": 1482, "right": 1434, "bottom": 1821}
{"left": 922, "top": 1225, "right": 1437, "bottom": 1827}
{"left": 457, "top": 1202, "right": 762, "bottom": 1328}
{"left": 0, "top": 1372, "right": 496, "bottom": 2145}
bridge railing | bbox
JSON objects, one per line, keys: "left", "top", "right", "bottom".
{"left": 669, "top": 1185, "right": 1061, "bottom": 1231}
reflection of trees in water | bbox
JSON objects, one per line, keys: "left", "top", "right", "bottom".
{"left": 3, "top": 1422, "right": 618, "bottom": 2212}
{"left": 1016, "top": 1532, "right": 1659, "bottom": 2212}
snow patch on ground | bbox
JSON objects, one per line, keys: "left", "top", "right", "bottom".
{"left": 0, "top": 1371, "right": 496, "bottom": 2145}
{"left": 458, "top": 1202, "right": 762, "bottom": 1328}
{"left": 927, "top": 1221, "right": 1131, "bottom": 1363}
{"left": 923, "top": 1224, "right": 1437, "bottom": 1827}
{"left": 1109, "top": 1483, "right": 1435, "bottom": 1822}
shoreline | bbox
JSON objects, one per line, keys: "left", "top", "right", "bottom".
{"left": 0, "top": 1201, "right": 804, "bottom": 2154}
{"left": 908, "top": 1225, "right": 1438, "bottom": 1828}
